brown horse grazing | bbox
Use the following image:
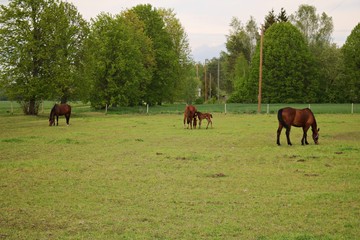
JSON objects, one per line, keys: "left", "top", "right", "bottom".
{"left": 183, "top": 105, "right": 197, "bottom": 129}
{"left": 49, "top": 104, "right": 71, "bottom": 126}
{"left": 277, "top": 107, "right": 319, "bottom": 146}
{"left": 196, "top": 111, "right": 213, "bottom": 129}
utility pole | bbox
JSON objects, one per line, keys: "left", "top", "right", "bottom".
{"left": 217, "top": 59, "right": 220, "bottom": 102}
{"left": 209, "top": 73, "right": 212, "bottom": 99}
{"left": 257, "top": 25, "right": 264, "bottom": 113}
{"left": 204, "top": 60, "right": 207, "bottom": 102}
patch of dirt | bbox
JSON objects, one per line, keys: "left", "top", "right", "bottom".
{"left": 208, "top": 173, "right": 226, "bottom": 178}
{"left": 304, "top": 173, "right": 319, "bottom": 177}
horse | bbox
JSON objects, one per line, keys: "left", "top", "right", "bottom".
{"left": 277, "top": 107, "right": 319, "bottom": 146}
{"left": 183, "top": 105, "right": 197, "bottom": 129}
{"left": 196, "top": 111, "right": 213, "bottom": 129}
{"left": 49, "top": 104, "right": 71, "bottom": 126}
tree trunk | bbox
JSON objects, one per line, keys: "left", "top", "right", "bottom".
{"left": 21, "top": 98, "right": 39, "bottom": 115}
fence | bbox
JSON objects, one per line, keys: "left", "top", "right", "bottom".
{"left": 0, "top": 101, "right": 358, "bottom": 115}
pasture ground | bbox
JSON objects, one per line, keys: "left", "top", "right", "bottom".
{"left": 0, "top": 110, "right": 359, "bottom": 239}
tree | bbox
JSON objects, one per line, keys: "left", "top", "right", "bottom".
{"left": 84, "top": 12, "right": 154, "bottom": 108}
{"left": 264, "top": 9, "right": 276, "bottom": 31}
{"left": 42, "top": 1, "right": 89, "bottom": 103}
{"left": 290, "top": 4, "right": 333, "bottom": 47}
{"left": 0, "top": 0, "right": 54, "bottom": 114}
{"left": 248, "top": 22, "right": 315, "bottom": 103}
{"left": 341, "top": 23, "right": 360, "bottom": 102}
{"left": 130, "top": 4, "right": 178, "bottom": 105}
{"left": 290, "top": 4, "right": 335, "bottom": 102}
{"left": 224, "top": 17, "right": 259, "bottom": 95}
{"left": 277, "top": 8, "right": 288, "bottom": 22}
{"left": 158, "top": 8, "right": 198, "bottom": 103}
{"left": 0, "top": 0, "right": 88, "bottom": 114}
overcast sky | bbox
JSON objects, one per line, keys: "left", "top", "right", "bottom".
{"left": 2, "top": 0, "right": 359, "bottom": 62}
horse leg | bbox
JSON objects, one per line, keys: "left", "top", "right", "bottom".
{"left": 277, "top": 124, "right": 283, "bottom": 145}
{"left": 66, "top": 114, "right": 70, "bottom": 126}
{"left": 56, "top": 115, "right": 59, "bottom": 126}
{"left": 206, "top": 119, "right": 210, "bottom": 129}
{"left": 302, "top": 126, "right": 310, "bottom": 145}
{"left": 285, "top": 127, "right": 292, "bottom": 146}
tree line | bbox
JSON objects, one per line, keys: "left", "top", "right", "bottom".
{"left": 0, "top": 1, "right": 359, "bottom": 115}
{"left": 206, "top": 5, "right": 359, "bottom": 104}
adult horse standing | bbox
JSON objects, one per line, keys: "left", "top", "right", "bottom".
{"left": 277, "top": 107, "right": 319, "bottom": 146}
{"left": 183, "top": 105, "right": 197, "bottom": 129}
{"left": 49, "top": 104, "right": 72, "bottom": 126}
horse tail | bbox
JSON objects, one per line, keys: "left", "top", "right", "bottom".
{"left": 210, "top": 114, "right": 213, "bottom": 118}
{"left": 277, "top": 108, "right": 288, "bottom": 129}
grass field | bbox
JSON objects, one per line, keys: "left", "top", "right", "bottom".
{"left": 0, "top": 106, "right": 359, "bottom": 239}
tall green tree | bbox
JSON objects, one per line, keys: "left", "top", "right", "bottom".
{"left": 290, "top": 4, "right": 333, "bottom": 47}
{"left": 0, "top": 0, "right": 88, "bottom": 114}
{"left": 224, "top": 16, "right": 259, "bottom": 95}
{"left": 342, "top": 23, "right": 360, "bottom": 102}
{"left": 290, "top": 4, "right": 334, "bottom": 102}
{"left": 158, "top": 8, "right": 198, "bottom": 103}
{"left": 42, "top": 1, "right": 89, "bottom": 103}
{"left": 0, "top": 0, "right": 54, "bottom": 114}
{"left": 84, "top": 12, "right": 154, "bottom": 108}
{"left": 248, "top": 22, "right": 315, "bottom": 103}
{"left": 130, "top": 4, "right": 178, "bottom": 105}
{"left": 264, "top": 9, "right": 276, "bottom": 31}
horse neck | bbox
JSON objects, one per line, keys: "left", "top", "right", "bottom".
{"left": 50, "top": 105, "right": 57, "bottom": 118}
{"left": 309, "top": 111, "right": 317, "bottom": 131}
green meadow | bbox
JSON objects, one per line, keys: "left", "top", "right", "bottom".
{"left": 0, "top": 104, "right": 359, "bottom": 239}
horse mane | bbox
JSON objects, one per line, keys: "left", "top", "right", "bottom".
{"left": 49, "top": 104, "right": 57, "bottom": 118}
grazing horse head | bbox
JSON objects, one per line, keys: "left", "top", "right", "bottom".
{"left": 312, "top": 127, "right": 320, "bottom": 144}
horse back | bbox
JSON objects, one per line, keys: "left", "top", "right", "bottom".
{"left": 185, "top": 105, "right": 196, "bottom": 118}
{"left": 55, "top": 103, "right": 71, "bottom": 115}
{"left": 279, "top": 107, "right": 314, "bottom": 128}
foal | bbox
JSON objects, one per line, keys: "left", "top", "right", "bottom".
{"left": 196, "top": 111, "right": 213, "bottom": 129}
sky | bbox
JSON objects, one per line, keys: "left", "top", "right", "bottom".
{"left": 2, "top": 0, "right": 359, "bottom": 62}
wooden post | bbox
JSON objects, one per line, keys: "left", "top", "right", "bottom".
{"left": 257, "top": 25, "right": 264, "bottom": 113}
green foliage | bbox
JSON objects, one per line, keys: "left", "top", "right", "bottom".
{"left": 248, "top": 22, "right": 315, "bottom": 103}
{"left": 159, "top": 8, "right": 198, "bottom": 103}
{"left": 290, "top": 5, "right": 333, "bottom": 46}
{"left": 342, "top": 23, "right": 360, "bottom": 103}
{"left": 130, "top": 4, "right": 179, "bottom": 105}
{"left": 223, "top": 17, "right": 259, "bottom": 95}
{"left": 84, "top": 12, "right": 154, "bottom": 108}
{"left": 0, "top": 0, "right": 88, "bottom": 114}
